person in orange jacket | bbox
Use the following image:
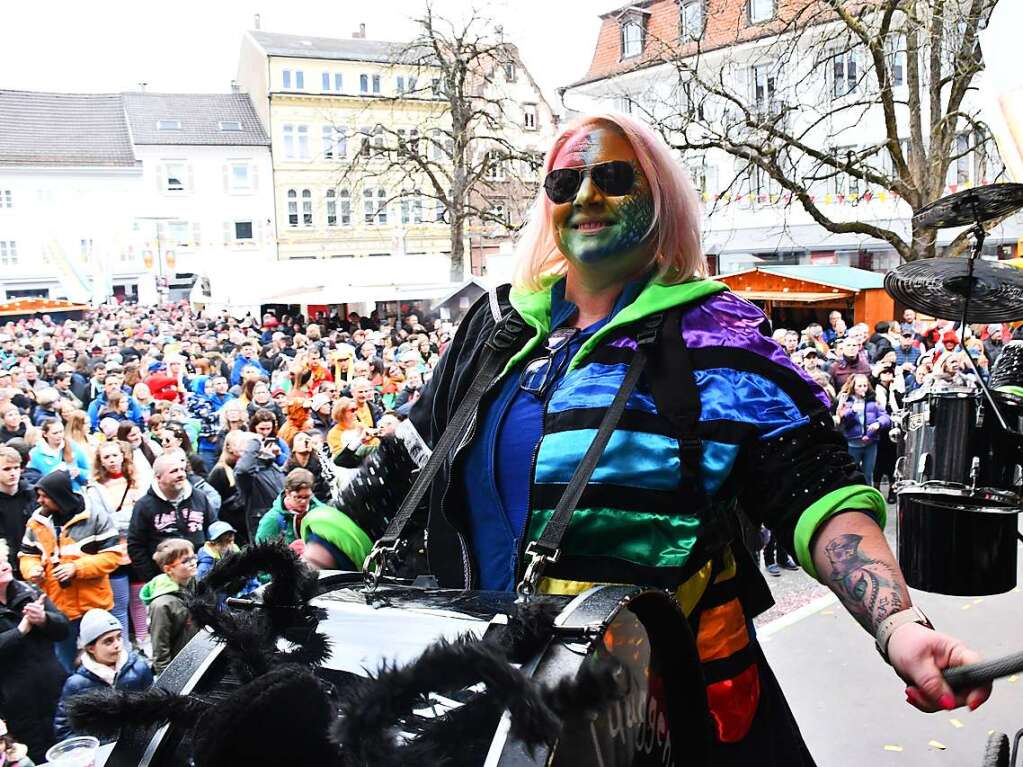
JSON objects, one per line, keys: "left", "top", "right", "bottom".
{"left": 18, "top": 469, "right": 121, "bottom": 672}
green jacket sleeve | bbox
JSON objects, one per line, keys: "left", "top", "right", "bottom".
{"left": 149, "top": 596, "right": 187, "bottom": 674}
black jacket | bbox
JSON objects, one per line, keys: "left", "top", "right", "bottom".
{"left": 234, "top": 438, "right": 285, "bottom": 541}
{"left": 127, "top": 483, "right": 216, "bottom": 583}
{"left": 0, "top": 579, "right": 69, "bottom": 762}
{"left": 0, "top": 478, "right": 35, "bottom": 575}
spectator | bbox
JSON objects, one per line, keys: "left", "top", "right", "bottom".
{"left": 87, "top": 374, "right": 143, "bottom": 430}
{"left": 245, "top": 380, "right": 281, "bottom": 425}
{"left": 255, "top": 468, "right": 339, "bottom": 548}
{"left": 0, "top": 446, "right": 33, "bottom": 575}
{"left": 117, "top": 421, "right": 158, "bottom": 490}
{"left": 835, "top": 374, "right": 890, "bottom": 488}
{"left": 984, "top": 325, "right": 1005, "bottom": 365}
{"left": 0, "top": 539, "right": 70, "bottom": 763}
{"left": 140, "top": 538, "right": 199, "bottom": 675}
{"left": 350, "top": 377, "right": 383, "bottom": 429}
{"left": 822, "top": 310, "right": 844, "bottom": 346}
{"left": 0, "top": 404, "right": 28, "bottom": 443}
{"left": 28, "top": 418, "right": 91, "bottom": 491}
{"left": 207, "top": 431, "right": 249, "bottom": 544}
{"left": 18, "top": 469, "right": 120, "bottom": 671}
{"left": 52, "top": 608, "right": 153, "bottom": 741}
{"left": 828, "top": 336, "right": 872, "bottom": 392}
{"left": 251, "top": 406, "right": 291, "bottom": 463}
{"left": 282, "top": 431, "right": 331, "bottom": 502}
{"left": 0, "top": 718, "right": 34, "bottom": 767}
{"left": 127, "top": 453, "right": 215, "bottom": 587}
{"left": 234, "top": 435, "right": 285, "bottom": 541}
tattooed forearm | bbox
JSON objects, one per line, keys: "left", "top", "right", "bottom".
{"left": 821, "top": 532, "right": 908, "bottom": 633}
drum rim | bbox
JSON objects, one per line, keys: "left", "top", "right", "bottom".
{"left": 904, "top": 387, "right": 977, "bottom": 404}
{"left": 896, "top": 484, "right": 1022, "bottom": 514}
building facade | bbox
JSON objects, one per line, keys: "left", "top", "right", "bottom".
{"left": 0, "top": 90, "right": 143, "bottom": 303}
{"left": 559, "top": 0, "right": 1022, "bottom": 275}
{"left": 121, "top": 92, "right": 276, "bottom": 302}
{"left": 235, "top": 28, "right": 556, "bottom": 288}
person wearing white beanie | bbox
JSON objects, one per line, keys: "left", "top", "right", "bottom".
{"left": 53, "top": 608, "right": 153, "bottom": 742}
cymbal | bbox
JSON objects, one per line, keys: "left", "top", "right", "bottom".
{"left": 912, "top": 183, "right": 1023, "bottom": 229}
{"left": 884, "top": 258, "right": 1023, "bottom": 322}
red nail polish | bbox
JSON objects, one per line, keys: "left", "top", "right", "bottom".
{"left": 969, "top": 699, "right": 981, "bottom": 711}
{"left": 940, "top": 694, "right": 956, "bottom": 710}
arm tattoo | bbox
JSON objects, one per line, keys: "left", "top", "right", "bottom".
{"left": 824, "top": 533, "right": 906, "bottom": 632}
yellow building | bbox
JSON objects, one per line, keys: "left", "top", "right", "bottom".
{"left": 235, "top": 28, "right": 557, "bottom": 286}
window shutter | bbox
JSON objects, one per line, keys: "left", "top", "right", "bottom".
{"left": 223, "top": 222, "right": 233, "bottom": 245}
{"left": 192, "top": 222, "right": 202, "bottom": 246}
{"left": 251, "top": 164, "right": 259, "bottom": 191}
{"left": 187, "top": 165, "right": 195, "bottom": 193}
{"left": 156, "top": 164, "right": 165, "bottom": 193}
{"left": 223, "top": 165, "right": 230, "bottom": 193}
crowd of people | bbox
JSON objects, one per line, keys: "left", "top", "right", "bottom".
{"left": 0, "top": 301, "right": 453, "bottom": 762}
{"left": 749, "top": 307, "right": 1012, "bottom": 578}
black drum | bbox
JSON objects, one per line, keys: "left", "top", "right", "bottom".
{"left": 898, "top": 493, "right": 1019, "bottom": 596}
{"left": 104, "top": 575, "right": 710, "bottom": 767}
{"left": 896, "top": 387, "right": 1023, "bottom": 507}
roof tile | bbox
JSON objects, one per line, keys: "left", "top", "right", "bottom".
{"left": 121, "top": 92, "right": 269, "bottom": 146}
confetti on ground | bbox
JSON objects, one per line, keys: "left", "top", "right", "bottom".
{"left": 972, "top": 598, "right": 984, "bottom": 604}
{"left": 928, "top": 740, "right": 947, "bottom": 750}
{"left": 1009, "top": 675, "right": 1019, "bottom": 684}
{"left": 819, "top": 609, "right": 834, "bottom": 615}
{"left": 949, "top": 719, "right": 964, "bottom": 729}
{"left": 961, "top": 604, "right": 972, "bottom": 610}
{"left": 989, "top": 730, "right": 996, "bottom": 736}
{"left": 883, "top": 745, "right": 903, "bottom": 752}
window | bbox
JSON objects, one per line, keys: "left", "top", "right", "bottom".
{"left": 886, "top": 34, "right": 906, "bottom": 88}
{"left": 218, "top": 120, "right": 243, "bottom": 132}
{"left": 287, "top": 189, "right": 298, "bottom": 227}
{"left": 363, "top": 189, "right": 387, "bottom": 225}
{"left": 0, "top": 190, "right": 11, "bottom": 208}
{"left": 297, "top": 125, "right": 310, "bottom": 159}
{"left": 164, "top": 161, "right": 188, "bottom": 192}
{"left": 360, "top": 74, "right": 369, "bottom": 93}
{"left": 372, "top": 75, "right": 381, "bottom": 94}
{"left": 831, "top": 147, "right": 862, "bottom": 196}
{"left": 832, "top": 50, "right": 860, "bottom": 97}
{"left": 489, "top": 203, "right": 509, "bottom": 226}
{"left": 302, "top": 189, "right": 313, "bottom": 226}
{"left": 323, "top": 126, "right": 336, "bottom": 159}
{"left": 283, "top": 70, "right": 292, "bottom": 89}
{"left": 334, "top": 73, "right": 343, "bottom": 92}
{"left": 681, "top": 0, "right": 704, "bottom": 40}
{"left": 322, "top": 71, "right": 330, "bottom": 91}
{"left": 228, "top": 162, "right": 253, "bottom": 192}
{"left": 749, "top": 63, "right": 777, "bottom": 112}
{"left": 435, "top": 199, "right": 447, "bottom": 223}
{"left": 504, "top": 62, "right": 517, "bottom": 82}
{"left": 0, "top": 241, "right": 16, "bottom": 266}
{"left": 234, "top": 221, "right": 253, "bottom": 240}
{"left": 485, "top": 151, "right": 506, "bottom": 181}
{"left": 339, "top": 190, "right": 351, "bottom": 225}
{"left": 373, "top": 125, "right": 385, "bottom": 156}
{"left": 360, "top": 126, "right": 372, "bottom": 158}
{"left": 748, "top": 0, "right": 774, "bottom": 23}
{"left": 408, "top": 76, "right": 417, "bottom": 94}
{"left": 523, "top": 104, "right": 537, "bottom": 130}
{"left": 431, "top": 78, "right": 442, "bottom": 97}
{"left": 613, "top": 95, "right": 634, "bottom": 114}
{"left": 400, "top": 196, "right": 423, "bottom": 225}
{"left": 326, "top": 189, "right": 337, "bottom": 227}
{"left": 295, "top": 70, "right": 305, "bottom": 89}
{"left": 283, "top": 124, "right": 295, "bottom": 159}
{"left": 622, "top": 21, "right": 643, "bottom": 58}
{"left": 156, "top": 119, "right": 181, "bottom": 131}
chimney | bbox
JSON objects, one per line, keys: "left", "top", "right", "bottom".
{"left": 230, "top": 80, "right": 240, "bottom": 93}
{"left": 254, "top": 13, "right": 261, "bottom": 30}
{"left": 353, "top": 23, "right": 366, "bottom": 39}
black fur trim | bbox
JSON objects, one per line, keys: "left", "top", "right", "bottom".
{"left": 67, "top": 688, "right": 206, "bottom": 738}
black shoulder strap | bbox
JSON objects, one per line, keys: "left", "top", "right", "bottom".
{"left": 363, "top": 309, "right": 528, "bottom": 585}
{"left": 516, "top": 313, "right": 663, "bottom": 596}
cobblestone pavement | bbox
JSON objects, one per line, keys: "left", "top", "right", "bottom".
{"left": 753, "top": 498, "right": 898, "bottom": 627}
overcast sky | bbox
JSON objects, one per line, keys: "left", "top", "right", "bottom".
{"left": 0, "top": 0, "right": 607, "bottom": 108}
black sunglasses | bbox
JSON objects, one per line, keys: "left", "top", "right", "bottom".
{"left": 519, "top": 328, "right": 579, "bottom": 400}
{"left": 543, "top": 161, "right": 636, "bottom": 204}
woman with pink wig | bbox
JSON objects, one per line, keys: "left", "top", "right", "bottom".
{"left": 340, "top": 113, "right": 989, "bottom": 763}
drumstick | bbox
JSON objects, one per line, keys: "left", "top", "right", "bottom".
{"left": 943, "top": 650, "right": 1023, "bottom": 691}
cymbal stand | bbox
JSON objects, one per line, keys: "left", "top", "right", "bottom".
{"left": 956, "top": 222, "right": 1019, "bottom": 435}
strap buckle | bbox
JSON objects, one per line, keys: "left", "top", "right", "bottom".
{"left": 636, "top": 313, "right": 662, "bottom": 347}
{"left": 515, "top": 541, "right": 561, "bottom": 600}
{"left": 362, "top": 540, "right": 399, "bottom": 591}
{"left": 488, "top": 314, "right": 526, "bottom": 351}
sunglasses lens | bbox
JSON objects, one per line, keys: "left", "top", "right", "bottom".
{"left": 543, "top": 168, "right": 581, "bottom": 204}
{"left": 591, "top": 161, "right": 635, "bottom": 196}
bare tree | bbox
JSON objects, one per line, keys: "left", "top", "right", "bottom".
{"left": 628, "top": 0, "right": 1002, "bottom": 262}
{"left": 337, "top": 4, "right": 543, "bottom": 282}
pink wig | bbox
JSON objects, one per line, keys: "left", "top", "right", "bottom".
{"left": 513, "top": 112, "right": 706, "bottom": 291}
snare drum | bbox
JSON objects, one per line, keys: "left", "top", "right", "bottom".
{"left": 108, "top": 575, "right": 711, "bottom": 767}
{"left": 896, "top": 387, "right": 1023, "bottom": 506}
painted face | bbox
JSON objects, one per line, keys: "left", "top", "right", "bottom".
{"left": 549, "top": 126, "right": 655, "bottom": 281}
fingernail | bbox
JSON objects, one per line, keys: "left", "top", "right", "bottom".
{"left": 939, "top": 694, "right": 956, "bottom": 710}
{"left": 968, "top": 699, "right": 981, "bottom": 711}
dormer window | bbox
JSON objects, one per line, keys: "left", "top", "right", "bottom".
{"left": 157, "top": 119, "right": 181, "bottom": 131}
{"left": 218, "top": 120, "right": 243, "bottom": 132}
{"left": 681, "top": 0, "right": 705, "bottom": 40}
{"left": 622, "top": 20, "right": 644, "bottom": 58}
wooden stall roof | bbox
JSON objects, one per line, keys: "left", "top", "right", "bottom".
{"left": 716, "top": 265, "right": 884, "bottom": 299}
{"left": 0, "top": 298, "right": 89, "bottom": 317}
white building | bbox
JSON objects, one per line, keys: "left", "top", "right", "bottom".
{"left": 0, "top": 90, "right": 143, "bottom": 302}
{"left": 121, "top": 92, "right": 277, "bottom": 304}
{"left": 559, "top": 0, "right": 1023, "bottom": 275}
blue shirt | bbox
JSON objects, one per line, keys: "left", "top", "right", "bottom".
{"left": 462, "top": 277, "right": 645, "bottom": 590}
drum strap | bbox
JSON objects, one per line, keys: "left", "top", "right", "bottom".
{"left": 517, "top": 313, "right": 665, "bottom": 597}
{"left": 363, "top": 308, "right": 529, "bottom": 585}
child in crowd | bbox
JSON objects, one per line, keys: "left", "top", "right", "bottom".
{"left": 52, "top": 608, "right": 153, "bottom": 741}
{"left": 0, "top": 719, "right": 32, "bottom": 767}
{"left": 139, "top": 539, "right": 199, "bottom": 675}
{"left": 196, "top": 521, "right": 258, "bottom": 595}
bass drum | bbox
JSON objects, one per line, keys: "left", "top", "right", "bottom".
{"left": 897, "top": 388, "right": 1023, "bottom": 507}
{"left": 104, "top": 575, "right": 711, "bottom": 767}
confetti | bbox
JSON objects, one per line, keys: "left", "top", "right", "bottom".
{"left": 883, "top": 745, "right": 903, "bottom": 752}
{"left": 819, "top": 609, "right": 834, "bottom": 615}
{"left": 949, "top": 719, "right": 964, "bottom": 729}
{"left": 989, "top": 730, "right": 996, "bottom": 736}
{"left": 961, "top": 604, "right": 972, "bottom": 610}
{"left": 929, "top": 740, "right": 947, "bottom": 750}
{"left": 1009, "top": 675, "right": 1019, "bottom": 684}
{"left": 972, "top": 598, "right": 984, "bottom": 604}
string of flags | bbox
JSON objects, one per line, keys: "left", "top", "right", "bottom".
{"left": 700, "top": 179, "right": 992, "bottom": 206}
